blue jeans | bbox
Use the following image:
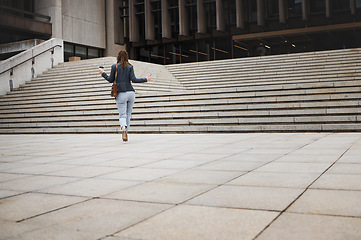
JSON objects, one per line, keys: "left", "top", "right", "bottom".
{"left": 115, "top": 91, "right": 135, "bottom": 130}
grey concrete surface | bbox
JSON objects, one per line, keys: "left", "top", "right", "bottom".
{"left": 0, "top": 133, "right": 361, "bottom": 240}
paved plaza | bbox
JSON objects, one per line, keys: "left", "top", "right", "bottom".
{"left": 0, "top": 133, "right": 361, "bottom": 240}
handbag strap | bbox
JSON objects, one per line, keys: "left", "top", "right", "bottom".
{"left": 114, "top": 64, "right": 118, "bottom": 84}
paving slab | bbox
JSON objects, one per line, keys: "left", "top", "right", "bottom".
{"left": 44, "top": 165, "right": 121, "bottom": 178}
{"left": 0, "top": 133, "right": 360, "bottom": 240}
{"left": 6, "top": 224, "right": 97, "bottom": 240}
{"left": 220, "top": 153, "right": 281, "bottom": 162}
{"left": 156, "top": 169, "right": 245, "bottom": 185}
{"left": 275, "top": 154, "right": 341, "bottom": 163}
{"left": 287, "top": 189, "right": 361, "bottom": 217}
{"left": 187, "top": 185, "right": 304, "bottom": 211}
{"left": 4, "top": 164, "right": 76, "bottom": 175}
{"left": 257, "top": 213, "right": 361, "bottom": 240}
{"left": 0, "top": 173, "right": 32, "bottom": 183}
{"left": 0, "top": 175, "right": 80, "bottom": 192}
{"left": 254, "top": 162, "right": 331, "bottom": 174}
{"left": 23, "top": 199, "right": 172, "bottom": 239}
{"left": 0, "top": 192, "right": 86, "bottom": 222}
{"left": 227, "top": 172, "right": 319, "bottom": 188}
{"left": 337, "top": 154, "right": 361, "bottom": 164}
{"left": 140, "top": 159, "right": 210, "bottom": 170}
{"left": 195, "top": 160, "right": 267, "bottom": 172}
{"left": 326, "top": 163, "right": 361, "bottom": 174}
{"left": 37, "top": 178, "right": 142, "bottom": 198}
{"left": 115, "top": 205, "right": 278, "bottom": 240}
{"left": 0, "top": 220, "right": 42, "bottom": 240}
{"left": 0, "top": 189, "right": 23, "bottom": 199}
{"left": 99, "top": 168, "right": 180, "bottom": 181}
{"left": 310, "top": 173, "right": 361, "bottom": 191}
{"left": 104, "top": 181, "right": 216, "bottom": 204}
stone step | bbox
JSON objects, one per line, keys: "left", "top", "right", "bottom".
{"left": 1, "top": 48, "right": 360, "bottom": 133}
{"left": 6, "top": 84, "right": 176, "bottom": 96}
{"left": 1, "top": 114, "right": 360, "bottom": 129}
{"left": 0, "top": 98, "right": 359, "bottom": 116}
{"left": 1, "top": 87, "right": 360, "bottom": 111}
{"left": 178, "top": 76, "right": 361, "bottom": 90}
{"left": 1, "top": 123, "right": 361, "bottom": 134}
{"left": 38, "top": 66, "right": 174, "bottom": 80}
{"left": 17, "top": 80, "right": 184, "bottom": 92}
{"left": 169, "top": 59, "right": 361, "bottom": 76}
{"left": 21, "top": 76, "right": 183, "bottom": 89}
{"left": 1, "top": 92, "right": 359, "bottom": 111}
{"left": 174, "top": 69, "right": 361, "bottom": 83}
{"left": 6, "top": 84, "right": 361, "bottom": 100}
{"left": 166, "top": 48, "right": 361, "bottom": 69}
{"left": 1, "top": 79, "right": 359, "bottom": 106}
{"left": 1, "top": 114, "right": 359, "bottom": 125}
{"left": 7, "top": 70, "right": 361, "bottom": 96}
{"left": 1, "top": 108, "right": 360, "bottom": 125}
{"left": 172, "top": 66, "right": 361, "bottom": 81}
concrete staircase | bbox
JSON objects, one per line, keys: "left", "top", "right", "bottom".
{"left": 0, "top": 48, "right": 360, "bottom": 133}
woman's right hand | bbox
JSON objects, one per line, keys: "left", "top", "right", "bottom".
{"left": 146, "top": 74, "right": 151, "bottom": 82}
{"left": 98, "top": 69, "right": 104, "bottom": 75}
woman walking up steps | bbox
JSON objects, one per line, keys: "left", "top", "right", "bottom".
{"left": 99, "top": 50, "right": 151, "bottom": 142}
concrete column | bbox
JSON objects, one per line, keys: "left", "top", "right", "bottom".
{"left": 145, "top": 0, "right": 155, "bottom": 40}
{"left": 197, "top": 0, "right": 206, "bottom": 34}
{"left": 129, "top": 0, "right": 139, "bottom": 42}
{"left": 34, "top": 0, "right": 63, "bottom": 39}
{"left": 257, "top": 0, "right": 265, "bottom": 27}
{"left": 302, "top": 0, "right": 308, "bottom": 21}
{"left": 113, "top": 0, "right": 124, "bottom": 45}
{"left": 179, "top": 0, "right": 189, "bottom": 36}
{"left": 351, "top": 0, "right": 356, "bottom": 15}
{"left": 236, "top": 0, "right": 245, "bottom": 29}
{"left": 216, "top": 0, "right": 225, "bottom": 32}
{"left": 105, "top": 0, "right": 124, "bottom": 57}
{"left": 279, "top": 0, "right": 286, "bottom": 24}
{"left": 326, "top": 0, "right": 332, "bottom": 18}
{"left": 162, "top": 0, "right": 171, "bottom": 38}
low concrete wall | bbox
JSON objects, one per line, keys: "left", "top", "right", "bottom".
{"left": 0, "top": 38, "right": 63, "bottom": 96}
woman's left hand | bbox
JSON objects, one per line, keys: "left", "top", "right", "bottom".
{"left": 98, "top": 69, "right": 104, "bottom": 75}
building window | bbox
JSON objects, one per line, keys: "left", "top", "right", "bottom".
{"left": 310, "top": 0, "right": 326, "bottom": 13}
{"left": 187, "top": 0, "right": 197, "bottom": 31}
{"left": 332, "top": 0, "right": 349, "bottom": 10}
{"left": 88, "top": 48, "right": 100, "bottom": 58}
{"left": 357, "top": 0, "right": 361, "bottom": 8}
{"left": 228, "top": 0, "right": 236, "bottom": 25}
{"left": 75, "top": 46, "right": 86, "bottom": 59}
{"left": 288, "top": 0, "right": 302, "bottom": 16}
{"left": 248, "top": 0, "right": 258, "bottom": 22}
{"left": 169, "top": 0, "right": 178, "bottom": 39}
{"left": 205, "top": 1, "right": 216, "bottom": 28}
{"left": 1, "top": 0, "right": 35, "bottom": 19}
{"left": 267, "top": 0, "right": 279, "bottom": 19}
{"left": 64, "top": 42, "right": 103, "bottom": 62}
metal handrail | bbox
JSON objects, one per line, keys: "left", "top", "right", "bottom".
{"left": 0, "top": 5, "right": 51, "bottom": 22}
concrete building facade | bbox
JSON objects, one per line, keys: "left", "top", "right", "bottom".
{"left": 120, "top": 0, "right": 361, "bottom": 64}
{"left": 0, "top": 0, "right": 124, "bottom": 61}
{"left": 1, "top": 0, "right": 361, "bottom": 64}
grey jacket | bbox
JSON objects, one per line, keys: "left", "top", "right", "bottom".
{"left": 101, "top": 63, "right": 147, "bottom": 92}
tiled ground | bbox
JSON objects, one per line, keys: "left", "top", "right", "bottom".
{"left": 0, "top": 133, "right": 361, "bottom": 240}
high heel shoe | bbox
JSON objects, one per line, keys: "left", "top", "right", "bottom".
{"left": 122, "top": 127, "right": 128, "bottom": 142}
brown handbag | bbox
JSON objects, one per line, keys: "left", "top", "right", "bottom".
{"left": 111, "top": 64, "right": 118, "bottom": 97}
